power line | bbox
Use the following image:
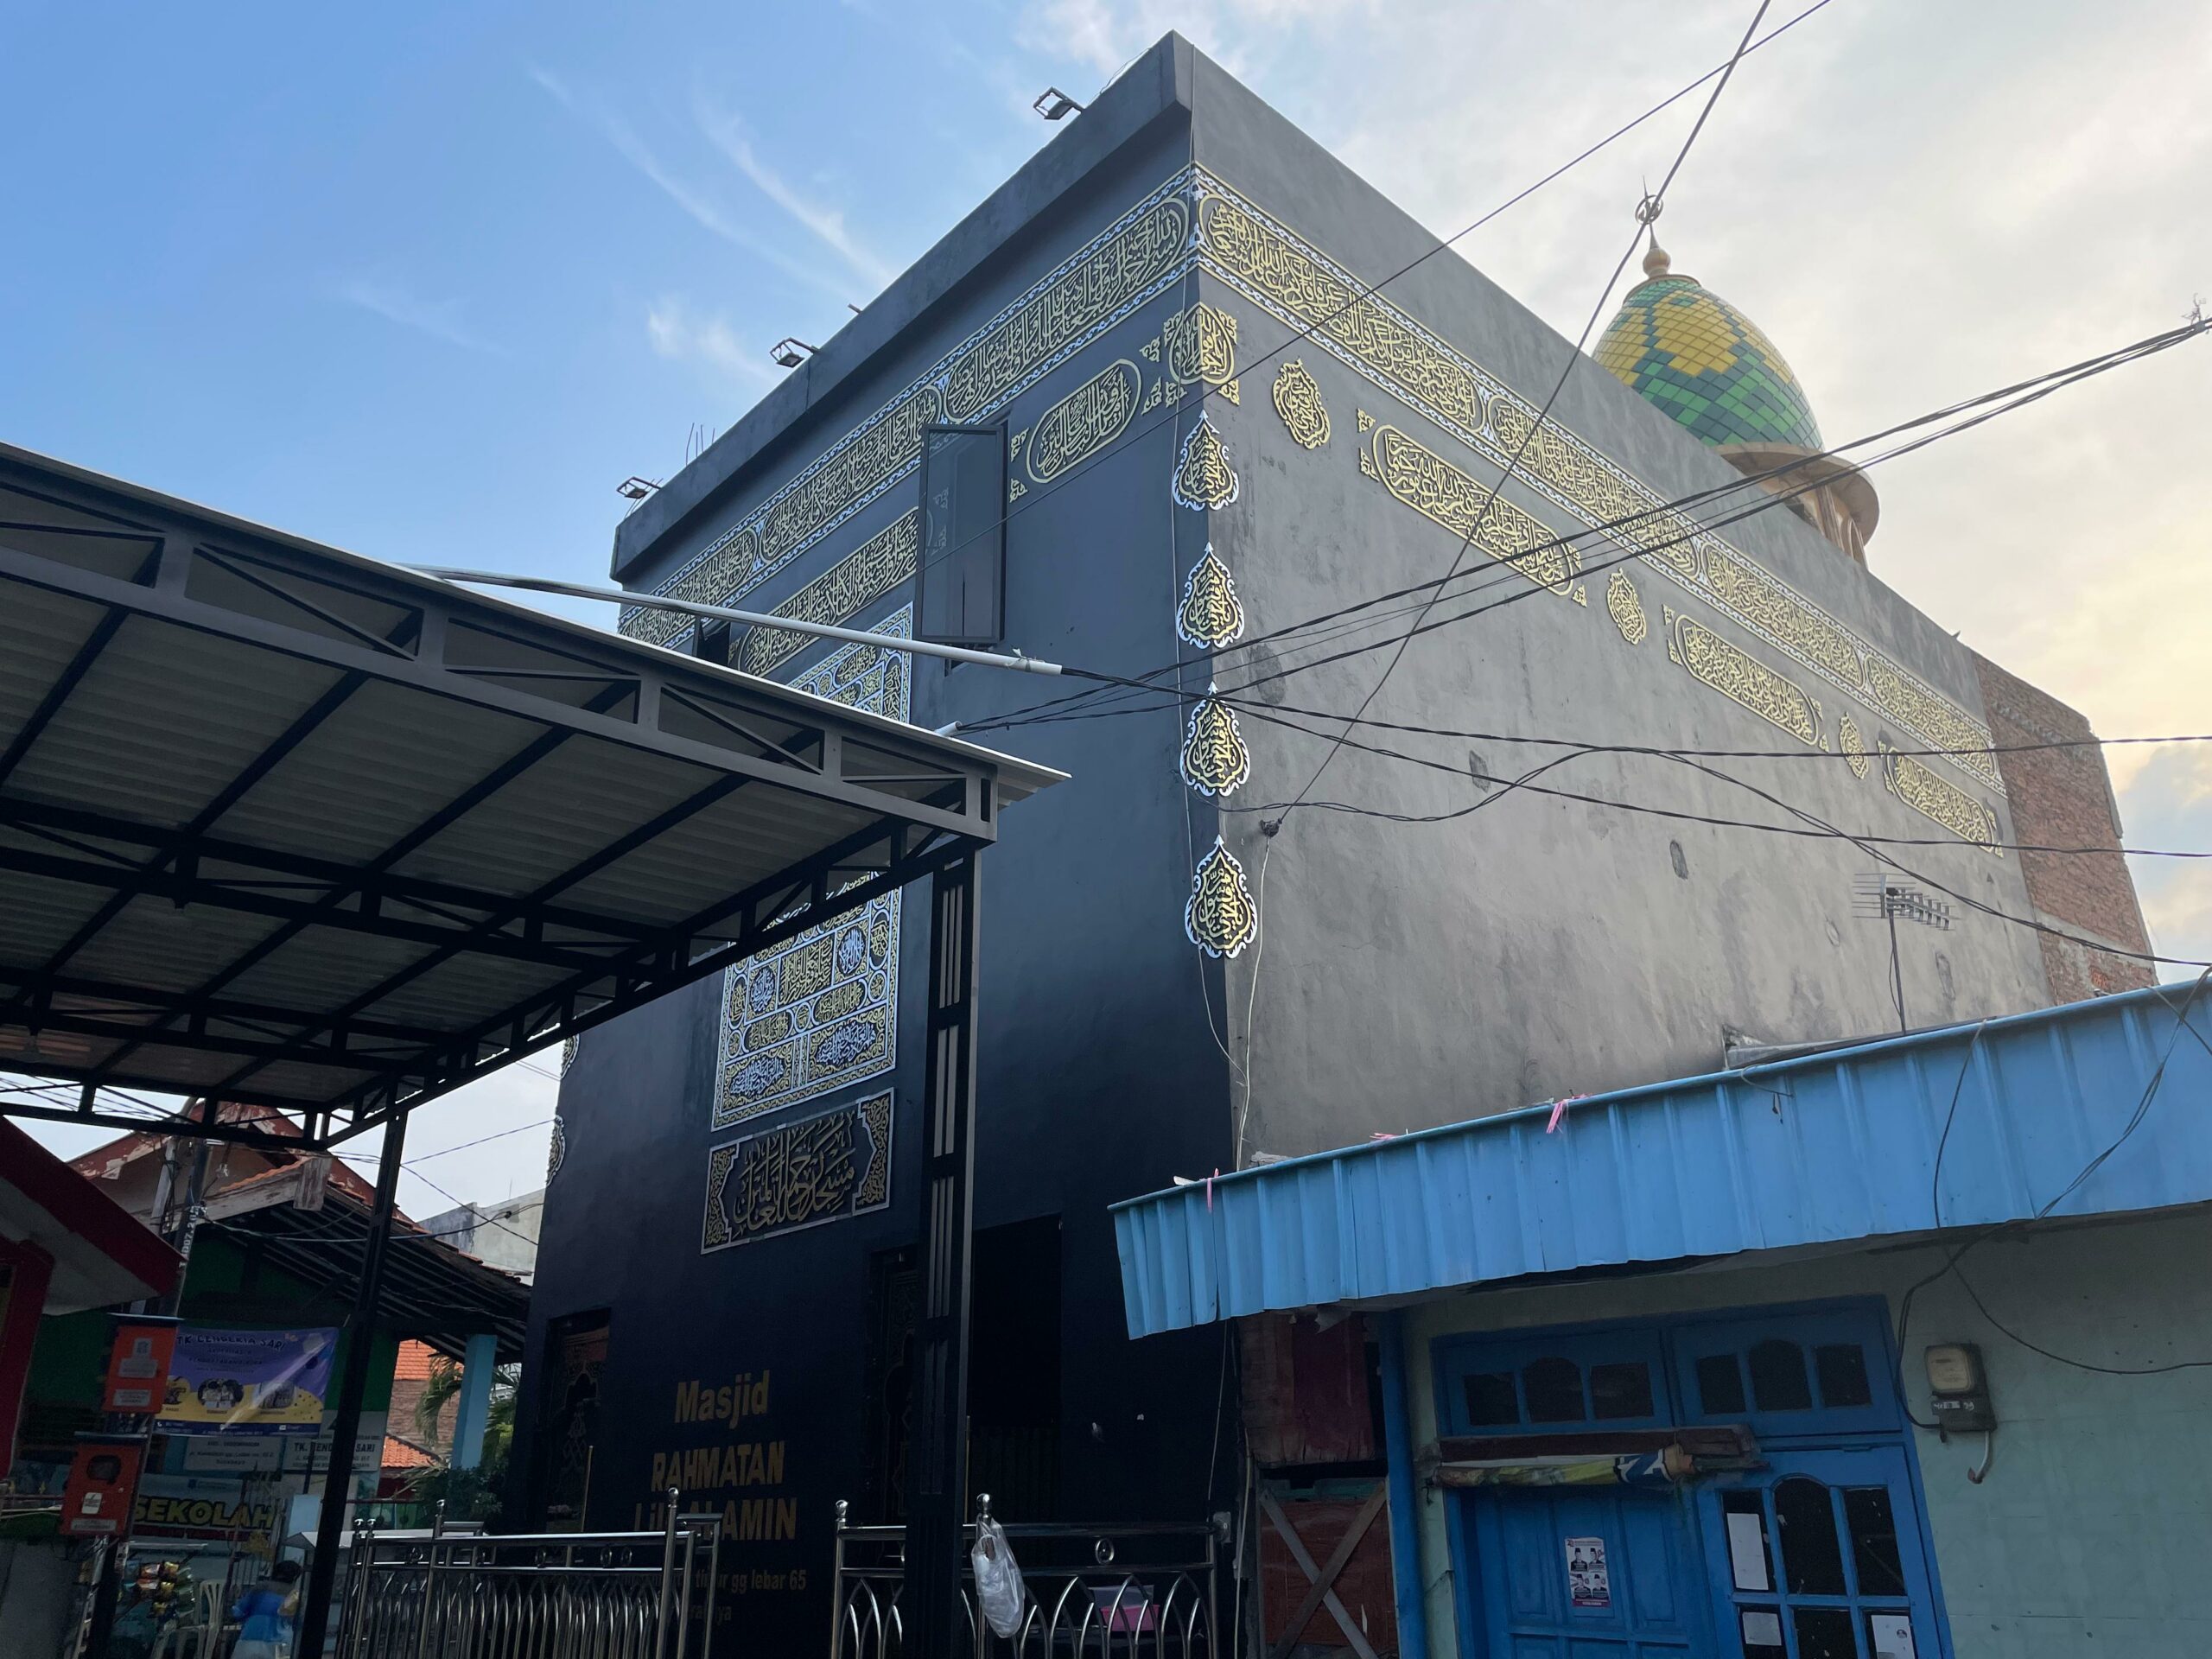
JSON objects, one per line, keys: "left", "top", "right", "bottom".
{"left": 975, "top": 316, "right": 2209, "bottom": 735}
{"left": 1895, "top": 971, "right": 2212, "bottom": 1400}
{"left": 642, "top": 2, "right": 1840, "bottom": 628}
{"left": 1214, "top": 696, "right": 2212, "bottom": 969}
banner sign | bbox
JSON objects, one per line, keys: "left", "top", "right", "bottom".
{"left": 157, "top": 1326, "right": 336, "bottom": 1433}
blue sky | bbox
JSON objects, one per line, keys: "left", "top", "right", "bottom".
{"left": 8, "top": 0, "right": 2209, "bottom": 1205}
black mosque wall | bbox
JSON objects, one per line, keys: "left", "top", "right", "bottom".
{"left": 520, "top": 33, "right": 2072, "bottom": 1658}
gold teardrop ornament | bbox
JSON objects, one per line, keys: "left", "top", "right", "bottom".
{"left": 1172, "top": 410, "right": 1241, "bottom": 511}
{"left": 1176, "top": 544, "right": 1246, "bottom": 648}
{"left": 1180, "top": 696, "right": 1251, "bottom": 797}
{"left": 1271, "top": 359, "right": 1331, "bottom": 449}
{"left": 1185, "top": 836, "right": 1259, "bottom": 959}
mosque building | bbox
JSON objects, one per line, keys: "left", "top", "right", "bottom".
{"left": 521, "top": 34, "right": 2187, "bottom": 1659}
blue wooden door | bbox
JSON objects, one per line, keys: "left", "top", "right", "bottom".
{"left": 1699, "top": 1447, "right": 1943, "bottom": 1659}
{"left": 1466, "top": 1484, "right": 1707, "bottom": 1657}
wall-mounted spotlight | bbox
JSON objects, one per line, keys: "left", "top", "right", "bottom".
{"left": 771, "top": 337, "right": 819, "bottom": 369}
{"left": 1033, "top": 87, "right": 1086, "bottom": 121}
{"left": 616, "top": 476, "right": 659, "bottom": 501}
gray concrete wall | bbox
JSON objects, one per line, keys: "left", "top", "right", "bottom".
{"left": 1401, "top": 1205, "right": 2212, "bottom": 1659}
{"left": 1183, "top": 54, "right": 2051, "bottom": 1157}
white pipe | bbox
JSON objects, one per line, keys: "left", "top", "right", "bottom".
{"left": 413, "top": 566, "right": 1065, "bottom": 677}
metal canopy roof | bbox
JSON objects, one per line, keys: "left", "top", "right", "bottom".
{"left": 0, "top": 442, "right": 1059, "bottom": 1147}
{"left": 1112, "top": 982, "right": 2212, "bottom": 1338}
{"left": 207, "top": 1184, "right": 533, "bottom": 1362}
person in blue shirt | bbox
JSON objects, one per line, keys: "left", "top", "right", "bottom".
{"left": 231, "top": 1558, "right": 302, "bottom": 1659}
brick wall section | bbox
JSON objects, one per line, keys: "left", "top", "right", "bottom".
{"left": 1971, "top": 652, "right": 2154, "bottom": 1001}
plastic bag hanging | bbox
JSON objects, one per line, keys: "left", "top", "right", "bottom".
{"left": 970, "top": 1503, "right": 1027, "bottom": 1639}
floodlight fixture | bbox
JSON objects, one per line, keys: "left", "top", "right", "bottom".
{"left": 771, "top": 337, "right": 818, "bottom": 369}
{"left": 616, "top": 476, "right": 659, "bottom": 501}
{"left": 1033, "top": 87, "right": 1086, "bottom": 121}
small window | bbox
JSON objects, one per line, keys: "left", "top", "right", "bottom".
{"left": 1775, "top": 1477, "right": 1847, "bottom": 1597}
{"left": 1522, "top": 1357, "right": 1586, "bottom": 1423}
{"left": 1462, "top": 1370, "right": 1518, "bottom": 1427}
{"left": 917, "top": 424, "right": 1006, "bottom": 646}
{"left": 1843, "top": 1487, "right": 1907, "bottom": 1599}
{"left": 1815, "top": 1343, "right": 1872, "bottom": 1409}
{"left": 1697, "top": 1353, "right": 1748, "bottom": 1415}
{"left": 1748, "top": 1340, "right": 1812, "bottom": 1413}
{"left": 1790, "top": 1607, "right": 1855, "bottom": 1659}
{"left": 1590, "top": 1361, "right": 1654, "bottom": 1421}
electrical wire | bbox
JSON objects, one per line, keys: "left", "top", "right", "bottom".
{"left": 716, "top": 0, "right": 1840, "bottom": 620}
{"left": 1206, "top": 696, "right": 2212, "bottom": 969}
{"left": 1267, "top": 0, "right": 1781, "bottom": 831}
{"left": 979, "top": 315, "right": 2209, "bottom": 736}
{"left": 1893, "top": 970, "right": 2212, "bottom": 1408}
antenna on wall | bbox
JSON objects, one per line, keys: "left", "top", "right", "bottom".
{"left": 1853, "top": 874, "right": 1952, "bottom": 1034}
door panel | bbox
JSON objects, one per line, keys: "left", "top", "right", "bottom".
{"left": 1469, "top": 1485, "right": 1703, "bottom": 1657}
{"left": 1700, "top": 1447, "right": 1942, "bottom": 1659}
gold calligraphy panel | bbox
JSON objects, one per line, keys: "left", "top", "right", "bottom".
{"left": 1192, "top": 168, "right": 1999, "bottom": 792}
{"left": 734, "top": 512, "right": 918, "bottom": 680}
{"left": 1362, "top": 425, "right": 1580, "bottom": 594}
{"left": 1023, "top": 359, "right": 1141, "bottom": 485}
{"left": 702, "top": 1092, "right": 894, "bottom": 1252}
{"left": 715, "top": 615, "right": 910, "bottom": 1127}
{"left": 1881, "top": 741, "right": 2003, "bottom": 855}
{"left": 1666, "top": 607, "right": 1823, "bottom": 748}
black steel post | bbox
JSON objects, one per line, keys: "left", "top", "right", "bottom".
{"left": 904, "top": 854, "right": 981, "bottom": 1659}
{"left": 295, "top": 1106, "right": 409, "bottom": 1657}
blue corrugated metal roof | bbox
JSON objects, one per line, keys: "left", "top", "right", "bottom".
{"left": 1112, "top": 983, "right": 2212, "bottom": 1338}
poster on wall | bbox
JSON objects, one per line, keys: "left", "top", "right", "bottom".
{"left": 1564, "top": 1536, "right": 1611, "bottom": 1609}
{"left": 156, "top": 1326, "right": 336, "bottom": 1433}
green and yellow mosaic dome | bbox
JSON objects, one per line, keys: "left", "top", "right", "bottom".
{"left": 1593, "top": 244, "right": 1821, "bottom": 451}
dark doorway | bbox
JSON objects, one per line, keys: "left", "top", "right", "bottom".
{"left": 534, "top": 1310, "right": 609, "bottom": 1530}
{"left": 860, "top": 1216, "right": 1063, "bottom": 1525}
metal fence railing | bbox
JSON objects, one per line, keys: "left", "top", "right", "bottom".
{"left": 830, "top": 1496, "right": 1223, "bottom": 1659}
{"left": 335, "top": 1492, "right": 720, "bottom": 1659}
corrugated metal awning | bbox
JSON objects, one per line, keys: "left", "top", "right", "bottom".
{"left": 0, "top": 442, "right": 1060, "bottom": 1146}
{"left": 1113, "top": 983, "right": 2212, "bottom": 1338}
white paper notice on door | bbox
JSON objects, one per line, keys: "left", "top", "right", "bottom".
{"left": 1870, "top": 1613, "right": 1917, "bottom": 1659}
{"left": 1564, "top": 1536, "right": 1610, "bottom": 1608}
{"left": 1726, "top": 1511, "right": 1770, "bottom": 1592}
{"left": 1740, "top": 1609, "right": 1783, "bottom": 1650}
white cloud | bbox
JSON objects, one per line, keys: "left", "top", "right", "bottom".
{"left": 645, "top": 296, "right": 783, "bottom": 397}
{"left": 696, "top": 101, "right": 898, "bottom": 290}
{"left": 528, "top": 65, "right": 849, "bottom": 301}
{"left": 331, "top": 275, "right": 500, "bottom": 353}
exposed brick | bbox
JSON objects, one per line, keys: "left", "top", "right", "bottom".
{"left": 1971, "top": 652, "right": 2153, "bottom": 1001}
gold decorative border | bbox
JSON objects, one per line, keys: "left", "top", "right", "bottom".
{"left": 1191, "top": 168, "right": 2001, "bottom": 793}
{"left": 632, "top": 169, "right": 1198, "bottom": 631}
{"left": 734, "top": 512, "right": 918, "bottom": 680}
{"left": 1666, "top": 607, "right": 1823, "bottom": 749}
{"left": 1360, "top": 424, "right": 1581, "bottom": 597}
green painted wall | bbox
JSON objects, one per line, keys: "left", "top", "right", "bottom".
{"left": 1397, "top": 1206, "right": 2212, "bottom": 1659}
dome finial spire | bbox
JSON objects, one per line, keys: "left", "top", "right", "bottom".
{"left": 1642, "top": 235, "right": 1671, "bottom": 280}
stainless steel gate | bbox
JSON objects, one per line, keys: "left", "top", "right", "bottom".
{"left": 830, "top": 1496, "right": 1223, "bottom": 1659}
{"left": 335, "top": 1499, "right": 721, "bottom": 1659}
